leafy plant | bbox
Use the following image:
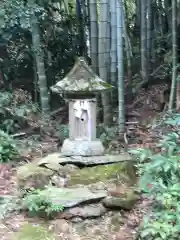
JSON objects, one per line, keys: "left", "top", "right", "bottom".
{"left": 0, "top": 130, "right": 19, "bottom": 162}
{"left": 55, "top": 124, "right": 69, "bottom": 142}
{"left": 97, "top": 124, "right": 118, "bottom": 147}
{"left": 22, "top": 187, "right": 64, "bottom": 218}
{"left": 129, "top": 131, "right": 180, "bottom": 240}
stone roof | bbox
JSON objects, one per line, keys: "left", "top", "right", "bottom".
{"left": 50, "top": 57, "right": 113, "bottom": 94}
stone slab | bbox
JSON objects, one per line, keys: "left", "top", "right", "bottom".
{"left": 34, "top": 186, "right": 107, "bottom": 208}
{"left": 58, "top": 203, "right": 107, "bottom": 219}
{"left": 37, "top": 152, "right": 133, "bottom": 166}
{"left": 61, "top": 139, "right": 105, "bottom": 156}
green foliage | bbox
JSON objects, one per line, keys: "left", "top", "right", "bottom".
{"left": 55, "top": 124, "right": 69, "bottom": 141}
{"left": 129, "top": 132, "right": 180, "bottom": 240}
{"left": 97, "top": 124, "right": 118, "bottom": 147}
{"left": 0, "top": 130, "right": 18, "bottom": 162}
{"left": 0, "top": 195, "right": 20, "bottom": 219}
{"left": 0, "top": 91, "right": 39, "bottom": 133}
{"left": 22, "top": 187, "right": 64, "bottom": 218}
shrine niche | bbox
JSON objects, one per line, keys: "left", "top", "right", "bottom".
{"left": 51, "top": 57, "right": 113, "bottom": 157}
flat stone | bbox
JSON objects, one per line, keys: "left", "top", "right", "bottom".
{"left": 37, "top": 152, "right": 133, "bottom": 166}
{"left": 61, "top": 139, "right": 105, "bottom": 156}
{"left": 36, "top": 186, "right": 107, "bottom": 208}
{"left": 58, "top": 203, "right": 107, "bottom": 219}
{"left": 16, "top": 163, "right": 54, "bottom": 190}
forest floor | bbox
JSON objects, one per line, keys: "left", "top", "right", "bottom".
{"left": 0, "top": 82, "right": 173, "bottom": 239}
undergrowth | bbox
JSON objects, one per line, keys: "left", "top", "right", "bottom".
{"left": 130, "top": 128, "right": 180, "bottom": 239}
{"left": 22, "top": 186, "right": 64, "bottom": 218}
{"left": 0, "top": 129, "right": 18, "bottom": 162}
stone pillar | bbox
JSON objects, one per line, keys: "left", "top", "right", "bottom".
{"left": 69, "top": 98, "right": 96, "bottom": 141}
{"left": 61, "top": 98, "right": 104, "bottom": 156}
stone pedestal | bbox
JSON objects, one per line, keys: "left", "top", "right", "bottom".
{"left": 61, "top": 139, "right": 104, "bottom": 156}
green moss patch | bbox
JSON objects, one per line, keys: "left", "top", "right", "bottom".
{"left": 16, "top": 163, "right": 53, "bottom": 190}
{"left": 68, "top": 162, "right": 134, "bottom": 186}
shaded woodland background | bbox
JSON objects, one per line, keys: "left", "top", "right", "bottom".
{"left": 0, "top": 0, "right": 179, "bottom": 137}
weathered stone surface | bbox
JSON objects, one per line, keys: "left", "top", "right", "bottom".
{"left": 61, "top": 139, "right": 105, "bottom": 156}
{"left": 37, "top": 152, "right": 132, "bottom": 166}
{"left": 103, "top": 185, "right": 138, "bottom": 210}
{"left": 37, "top": 186, "right": 107, "bottom": 208}
{"left": 50, "top": 57, "right": 113, "bottom": 94}
{"left": 102, "top": 195, "right": 138, "bottom": 210}
{"left": 16, "top": 163, "right": 53, "bottom": 190}
{"left": 58, "top": 203, "right": 107, "bottom": 219}
{"left": 67, "top": 163, "right": 129, "bottom": 186}
{"left": 36, "top": 153, "right": 79, "bottom": 173}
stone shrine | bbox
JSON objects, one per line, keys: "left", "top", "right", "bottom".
{"left": 51, "top": 57, "right": 113, "bottom": 157}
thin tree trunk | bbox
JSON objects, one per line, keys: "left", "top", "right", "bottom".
{"left": 110, "top": 0, "right": 117, "bottom": 104}
{"left": 117, "top": 0, "right": 125, "bottom": 134}
{"left": 147, "top": 0, "right": 152, "bottom": 75}
{"left": 141, "top": 0, "right": 148, "bottom": 81}
{"left": 106, "top": 2, "right": 111, "bottom": 83}
{"left": 30, "top": 13, "right": 50, "bottom": 114}
{"left": 169, "top": 0, "right": 177, "bottom": 111}
{"left": 89, "top": 0, "right": 99, "bottom": 74}
{"left": 99, "top": 0, "right": 112, "bottom": 125}
{"left": 122, "top": 4, "right": 132, "bottom": 103}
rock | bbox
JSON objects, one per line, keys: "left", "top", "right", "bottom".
{"left": 67, "top": 163, "right": 131, "bottom": 186}
{"left": 35, "top": 153, "right": 63, "bottom": 172}
{"left": 36, "top": 152, "right": 133, "bottom": 166}
{"left": 63, "top": 164, "right": 79, "bottom": 172}
{"left": 58, "top": 203, "right": 107, "bottom": 219}
{"left": 61, "top": 139, "right": 105, "bottom": 156}
{"left": 60, "top": 153, "right": 132, "bottom": 166}
{"left": 51, "top": 175, "right": 69, "bottom": 187}
{"left": 35, "top": 153, "right": 79, "bottom": 175}
{"left": 71, "top": 217, "right": 83, "bottom": 223}
{"left": 36, "top": 186, "right": 107, "bottom": 208}
{"left": 16, "top": 163, "right": 53, "bottom": 190}
{"left": 102, "top": 194, "right": 138, "bottom": 210}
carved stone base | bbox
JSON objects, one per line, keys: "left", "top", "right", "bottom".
{"left": 61, "top": 139, "right": 105, "bottom": 156}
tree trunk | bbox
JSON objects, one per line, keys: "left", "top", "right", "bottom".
{"left": 30, "top": 13, "right": 50, "bottom": 114}
{"left": 122, "top": 4, "right": 132, "bottom": 104}
{"left": 106, "top": 2, "right": 111, "bottom": 83}
{"left": 147, "top": 0, "right": 152, "bottom": 75}
{"left": 117, "top": 0, "right": 125, "bottom": 134}
{"left": 99, "top": 0, "right": 112, "bottom": 125}
{"left": 169, "top": 0, "right": 177, "bottom": 111}
{"left": 89, "top": 0, "right": 99, "bottom": 74}
{"left": 141, "top": 0, "right": 148, "bottom": 81}
{"left": 110, "top": 0, "right": 117, "bottom": 104}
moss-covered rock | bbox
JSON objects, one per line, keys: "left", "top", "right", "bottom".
{"left": 67, "top": 162, "right": 136, "bottom": 186}
{"left": 102, "top": 187, "right": 138, "bottom": 210}
{"left": 15, "top": 223, "right": 54, "bottom": 240}
{"left": 16, "top": 163, "right": 54, "bottom": 190}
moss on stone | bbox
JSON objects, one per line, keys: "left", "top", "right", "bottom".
{"left": 17, "top": 163, "right": 53, "bottom": 179}
{"left": 68, "top": 163, "right": 131, "bottom": 186}
{"left": 15, "top": 223, "right": 54, "bottom": 240}
{"left": 16, "top": 163, "right": 53, "bottom": 190}
{"left": 103, "top": 187, "right": 138, "bottom": 210}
